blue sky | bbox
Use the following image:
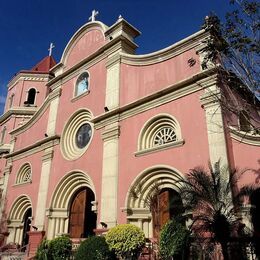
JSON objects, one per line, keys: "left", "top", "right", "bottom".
{"left": 0, "top": 0, "right": 232, "bottom": 113}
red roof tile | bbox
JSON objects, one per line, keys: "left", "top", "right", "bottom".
{"left": 30, "top": 56, "right": 56, "bottom": 72}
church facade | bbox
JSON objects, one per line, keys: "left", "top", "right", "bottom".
{"left": 0, "top": 14, "right": 259, "bottom": 251}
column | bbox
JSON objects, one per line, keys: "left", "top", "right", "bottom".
{"left": 34, "top": 148, "right": 54, "bottom": 230}
{"left": 200, "top": 85, "right": 229, "bottom": 167}
{"left": 100, "top": 123, "right": 120, "bottom": 227}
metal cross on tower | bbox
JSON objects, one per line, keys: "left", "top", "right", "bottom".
{"left": 48, "top": 42, "right": 55, "bottom": 56}
{"left": 89, "top": 10, "right": 99, "bottom": 22}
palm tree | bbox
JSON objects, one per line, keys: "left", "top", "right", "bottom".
{"left": 177, "top": 162, "right": 255, "bottom": 260}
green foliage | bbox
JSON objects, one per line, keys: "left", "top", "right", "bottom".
{"left": 159, "top": 219, "right": 190, "bottom": 260}
{"left": 75, "top": 236, "right": 116, "bottom": 260}
{"left": 176, "top": 162, "right": 253, "bottom": 260}
{"left": 35, "top": 235, "right": 72, "bottom": 260}
{"left": 48, "top": 235, "right": 72, "bottom": 260}
{"left": 201, "top": 1, "right": 259, "bottom": 96}
{"left": 105, "top": 224, "right": 145, "bottom": 259}
{"left": 35, "top": 239, "right": 51, "bottom": 260}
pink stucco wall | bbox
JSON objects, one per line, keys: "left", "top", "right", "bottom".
{"left": 55, "top": 60, "right": 106, "bottom": 135}
{"left": 65, "top": 28, "right": 106, "bottom": 70}
{"left": 117, "top": 89, "right": 210, "bottom": 223}
{"left": 5, "top": 151, "right": 43, "bottom": 220}
{"left": 14, "top": 107, "right": 50, "bottom": 150}
{"left": 120, "top": 49, "right": 200, "bottom": 105}
{"left": 5, "top": 79, "right": 48, "bottom": 111}
{"left": 229, "top": 138, "right": 259, "bottom": 188}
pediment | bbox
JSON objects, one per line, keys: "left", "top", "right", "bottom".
{"left": 60, "top": 21, "right": 108, "bottom": 70}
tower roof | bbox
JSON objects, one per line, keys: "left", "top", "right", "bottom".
{"left": 30, "top": 55, "right": 56, "bottom": 72}
{"left": 20, "top": 56, "right": 56, "bottom": 74}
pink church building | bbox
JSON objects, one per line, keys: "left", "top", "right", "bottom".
{"left": 0, "top": 13, "right": 259, "bottom": 257}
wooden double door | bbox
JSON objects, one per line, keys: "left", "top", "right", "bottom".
{"left": 69, "top": 187, "right": 96, "bottom": 238}
{"left": 152, "top": 188, "right": 183, "bottom": 239}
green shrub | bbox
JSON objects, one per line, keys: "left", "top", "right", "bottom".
{"left": 35, "top": 235, "right": 72, "bottom": 260}
{"left": 105, "top": 224, "right": 145, "bottom": 259}
{"left": 75, "top": 236, "right": 115, "bottom": 260}
{"left": 35, "top": 238, "right": 50, "bottom": 260}
{"left": 48, "top": 235, "right": 72, "bottom": 260}
{"left": 159, "top": 219, "right": 190, "bottom": 260}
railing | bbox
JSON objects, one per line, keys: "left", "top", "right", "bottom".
{"left": 0, "top": 244, "right": 28, "bottom": 260}
{"left": 139, "top": 239, "right": 159, "bottom": 260}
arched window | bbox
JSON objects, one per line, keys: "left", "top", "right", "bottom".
{"left": 239, "top": 110, "right": 251, "bottom": 132}
{"left": 137, "top": 114, "right": 184, "bottom": 155}
{"left": 16, "top": 163, "right": 32, "bottom": 184}
{"left": 25, "top": 88, "right": 36, "bottom": 105}
{"left": 0, "top": 126, "right": 6, "bottom": 145}
{"left": 75, "top": 72, "right": 89, "bottom": 97}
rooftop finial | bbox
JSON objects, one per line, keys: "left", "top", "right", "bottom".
{"left": 118, "top": 15, "right": 123, "bottom": 21}
{"left": 89, "top": 10, "right": 99, "bottom": 22}
{"left": 48, "top": 42, "right": 55, "bottom": 56}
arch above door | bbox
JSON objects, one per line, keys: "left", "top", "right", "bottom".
{"left": 47, "top": 171, "right": 96, "bottom": 239}
{"left": 125, "top": 165, "right": 185, "bottom": 238}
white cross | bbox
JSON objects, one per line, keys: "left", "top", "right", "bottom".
{"left": 89, "top": 10, "right": 99, "bottom": 22}
{"left": 48, "top": 42, "right": 55, "bottom": 56}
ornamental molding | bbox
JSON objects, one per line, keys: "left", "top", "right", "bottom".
{"left": 101, "top": 124, "right": 120, "bottom": 141}
{"left": 49, "top": 35, "right": 137, "bottom": 90}
{"left": 59, "top": 21, "right": 108, "bottom": 66}
{"left": 120, "top": 29, "right": 210, "bottom": 66}
{"left": 135, "top": 139, "right": 184, "bottom": 157}
{"left": 8, "top": 73, "right": 50, "bottom": 90}
{"left": 5, "top": 135, "right": 60, "bottom": 161}
{"left": 93, "top": 68, "right": 218, "bottom": 129}
{"left": 0, "top": 107, "right": 37, "bottom": 124}
{"left": 229, "top": 126, "right": 260, "bottom": 146}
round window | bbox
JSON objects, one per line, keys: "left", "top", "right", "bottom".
{"left": 76, "top": 123, "right": 92, "bottom": 149}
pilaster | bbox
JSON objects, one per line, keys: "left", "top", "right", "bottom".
{"left": 200, "top": 83, "right": 229, "bottom": 167}
{"left": 105, "top": 54, "right": 121, "bottom": 110}
{"left": 46, "top": 88, "right": 61, "bottom": 136}
{"left": 34, "top": 148, "right": 54, "bottom": 230}
{"left": 100, "top": 121, "right": 120, "bottom": 227}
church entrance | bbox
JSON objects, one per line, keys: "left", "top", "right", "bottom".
{"left": 152, "top": 188, "right": 183, "bottom": 239}
{"left": 68, "top": 187, "right": 96, "bottom": 238}
{"left": 21, "top": 208, "right": 32, "bottom": 250}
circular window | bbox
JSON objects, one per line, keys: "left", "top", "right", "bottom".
{"left": 76, "top": 123, "right": 92, "bottom": 149}
{"left": 61, "top": 110, "right": 93, "bottom": 160}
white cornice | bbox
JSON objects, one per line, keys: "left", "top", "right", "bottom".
{"left": 121, "top": 29, "right": 209, "bottom": 66}
{"left": 5, "top": 135, "right": 60, "bottom": 161}
{"left": 8, "top": 73, "right": 51, "bottom": 90}
{"left": 229, "top": 126, "right": 260, "bottom": 146}
{"left": 0, "top": 107, "right": 37, "bottom": 124}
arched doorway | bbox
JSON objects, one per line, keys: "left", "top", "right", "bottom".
{"left": 152, "top": 188, "right": 183, "bottom": 239}
{"left": 21, "top": 208, "right": 32, "bottom": 250}
{"left": 251, "top": 188, "right": 260, "bottom": 257}
{"left": 68, "top": 187, "right": 96, "bottom": 238}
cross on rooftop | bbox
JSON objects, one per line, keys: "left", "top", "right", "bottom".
{"left": 89, "top": 10, "right": 99, "bottom": 22}
{"left": 48, "top": 42, "right": 55, "bottom": 56}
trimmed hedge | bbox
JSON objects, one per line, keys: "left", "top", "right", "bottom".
{"left": 75, "top": 236, "right": 115, "bottom": 260}
{"left": 105, "top": 224, "right": 145, "bottom": 259}
{"left": 35, "top": 235, "right": 72, "bottom": 260}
